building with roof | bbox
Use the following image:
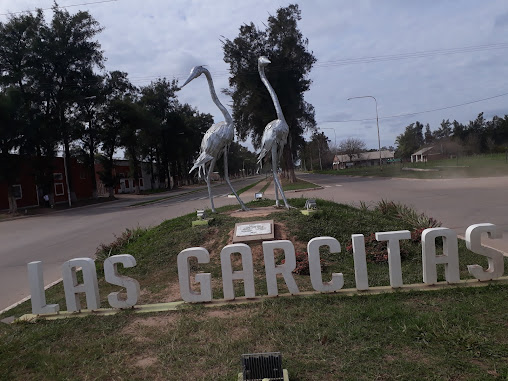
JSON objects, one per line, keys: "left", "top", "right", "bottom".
{"left": 411, "top": 146, "right": 447, "bottom": 162}
{"left": 332, "top": 150, "right": 394, "bottom": 170}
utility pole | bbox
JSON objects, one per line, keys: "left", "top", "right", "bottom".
{"left": 348, "top": 95, "right": 382, "bottom": 168}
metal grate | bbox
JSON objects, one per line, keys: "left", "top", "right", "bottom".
{"left": 242, "top": 352, "right": 283, "bottom": 380}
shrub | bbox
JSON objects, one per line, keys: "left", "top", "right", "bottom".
{"left": 374, "top": 200, "right": 441, "bottom": 229}
{"left": 95, "top": 227, "right": 145, "bottom": 261}
{"left": 281, "top": 252, "right": 325, "bottom": 275}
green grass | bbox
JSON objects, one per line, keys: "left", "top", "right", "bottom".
{"left": 316, "top": 153, "right": 508, "bottom": 179}
{"left": 258, "top": 177, "right": 318, "bottom": 195}
{"left": 259, "top": 178, "right": 271, "bottom": 194}
{"left": 1, "top": 199, "right": 508, "bottom": 380}
{"left": 282, "top": 177, "right": 320, "bottom": 191}
{"left": 231, "top": 177, "right": 264, "bottom": 196}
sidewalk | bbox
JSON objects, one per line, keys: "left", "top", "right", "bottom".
{"left": 240, "top": 177, "right": 272, "bottom": 201}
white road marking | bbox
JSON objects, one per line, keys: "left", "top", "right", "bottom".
{"left": 335, "top": 184, "right": 343, "bottom": 187}
{"left": 324, "top": 185, "right": 332, "bottom": 188}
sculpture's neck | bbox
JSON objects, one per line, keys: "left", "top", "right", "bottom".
{"left": 203, "top": 69, "right": 232, "bottom": 125}
{"left": 258, "top": 64, "right": 285, "bottom": 122}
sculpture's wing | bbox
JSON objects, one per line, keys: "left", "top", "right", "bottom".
{"left": 257, "top": 120, "right": 280, "bottom": 163}
{"left": 200, "top": 121, "right": 234, "bottom": 158}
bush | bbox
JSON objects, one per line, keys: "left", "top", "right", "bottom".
{"left": 281, "top": 252, "right": 325, "bottom": 275}
{"left": 95, "top": 227, "right": 146, "bottom": 261}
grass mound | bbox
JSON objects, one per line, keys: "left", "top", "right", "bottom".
{"left": 1, "top": 198, "right": 507, "bottom": 380}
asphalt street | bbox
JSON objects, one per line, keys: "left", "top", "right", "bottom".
{"left": 0, "top": 176, "right": 260, "bottom": 311}
{"left": 295, "top": 172, "right": 508, "bottom": 253}
{"left": 1, "top": 172, "right": 507, "bottom": 311}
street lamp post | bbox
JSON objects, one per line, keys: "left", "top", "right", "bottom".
{"left": 347, "top": 95, "right": 382, "bottom": 168}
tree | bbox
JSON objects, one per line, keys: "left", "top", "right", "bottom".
{"left": 43, "top": 6, "right": 104, "bottom": 201}
{"left": 215, "top": 142, "right": 257, "bottom": 177}
{"left": 97, "top": 71, "right": 137, "bottom": 198}
{"left": 338, "top": 137, "right": 366, "bottom": 161}
{"left": 74, "top": 72, "right": 105, "bottom": 198}
{"left": 139, "top": 78, "right": 179, "bottom": 188}
{"left": 0, "top": 89, "right": 24, "bottom": 213}
{"left": 433, "top": 119, "right": 452, "bottom": 140}
{"left": 222, "top": 4, "right": 316, "bottom": 182}
{"left": 395, "top": 121, "right": 424, "bottom": 159}
{"left": 424, "top": 123, "right": 433, "bottom": 144}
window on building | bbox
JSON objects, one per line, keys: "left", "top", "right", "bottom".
{"left": 139, "top": 178, "right": 144, "bottom": 188}
{"left": 55, "top": 183, "right": 65, "bottom": 196}
{"left": 12, "top": 184, "right": 22, "bottom": 199}
{"left": 53, "top": 173, "right": 63, "bottom": 181}
{"left": 119, "top": 173, "right": 125, "bottom": 178}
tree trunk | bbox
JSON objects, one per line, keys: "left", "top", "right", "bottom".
{"left": 7, "top": 185, "right": 17, "bottom": 214}
{"left": 63, "top": 135, "right": 77, "bottom": 202}
{"left": 88, "top": 123, "right": 98, "bottom": 199}
{"left": 89, "top": 142, "right": 97, "bottom": 199}
{"left": 283, "top": 144, "right": 296, "bottom": 183}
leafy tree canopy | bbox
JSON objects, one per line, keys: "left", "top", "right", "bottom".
{"left": 222, "top": 4, "right": 317, "bottom": 177}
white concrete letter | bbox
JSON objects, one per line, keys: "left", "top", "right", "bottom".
{"left": 263, "top": 240, "right": 300, "bottom": 296}
{"left": 376, "top": 230, "right": 411, "bottom": 288}
{"left": 28, "top": 261, "right": 60, "bottom": 314}
{"left": 466, "top": 223, "right": 504, "bottom": 281}
{"left": 104, "top": 254, "right": 140, "bottom": 308}
{"left": 220, "top": 244, "right": 255, "bottom": 300}
{"left": 62, "top": 258, "right": 100, "bottom": 312}
{"left": 177, "top": 247, "right": 212, "bottom": 302}
{"left": 307, "top": 237, "right": 343, "bottom": 292}
{"left": 352, "top": 234, "right": 369, "bottom": 291}
{"left": 422, "top": 228, "right": 460, "bottom": 284}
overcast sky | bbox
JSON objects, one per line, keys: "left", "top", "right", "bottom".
{"left": 2, "top": 0, "right": 508, "bottom": 151}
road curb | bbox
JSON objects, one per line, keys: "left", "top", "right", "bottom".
{"left": 0, "top": 199, "right": 121, "bottom": 223}
{"left": 0, "top": 277, "right": 64, "bottom": 315}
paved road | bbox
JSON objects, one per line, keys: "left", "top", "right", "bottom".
{"left": 2, "top": 173, "right": 507, "bottom": 311}
{"left": 0, "top": 177, "right": 260, "bottom": 311}
{"left": 294, "top": 173, "right": 508, "bottom": 253}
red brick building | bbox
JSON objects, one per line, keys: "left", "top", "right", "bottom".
{"left": 0, "top": 156, "right": 93, "bottom": 211}
{"left": 95, "top": 159, "right": 164, "bottom": 195}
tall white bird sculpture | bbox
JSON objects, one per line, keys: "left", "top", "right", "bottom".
{"left": 257, "top": 56, "right": 291, "bottom": 209}
{"left": 181, "top": 65, "right": 248, "bottom": 212}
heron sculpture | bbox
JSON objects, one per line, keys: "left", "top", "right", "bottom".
{"left": 257, "top": 56, "right": 290, "bottom": 209}
{"left": 181, "top": 65, "right": 248, "bottom": 212}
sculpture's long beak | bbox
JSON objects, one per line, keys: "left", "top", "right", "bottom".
{"left": 181, "top": 75, "right": 193, "bottom": 88}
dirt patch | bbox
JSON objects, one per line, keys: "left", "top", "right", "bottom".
{"left": 275, "top": 223, "right": 307, "bottom": 253}
{"left": 162, "top": 282, "right": 182, "bottom": 303}
{"left": 202, "top": 226, "right": 221, "bottom": 251}
{"left": 134, "top": 356, "right": 157, "bottom": 368}
{"left": 225, "top": 221, "right": 307, "bottom": 265}
{"left": 206, "top": 308, "right": 249, "bottom": 319}
{"left": 403, "top": 297, "right": 444, "bottom": 313}
{"left": 122, "top": 314, "right": 180, "bottom": 342}
{"left": 227, "top": 206, "right": 286, "bottom": 219}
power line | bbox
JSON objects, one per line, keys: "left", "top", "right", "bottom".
{"left": 319, "top": 92, "right": 508, "bottom": 124}
{"left": 0, "top": 0, "right": 118, "bottom": 16}
{"left": 122, "top": 42, "right": 508, "bottom": 85}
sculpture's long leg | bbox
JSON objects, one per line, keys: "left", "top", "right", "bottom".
{"left": 272, "top": 145, "right": 280, "bottom": 208}
{"left": 274, "top": 174, "right": 279, "bottom": 205}
{"left": 272, "top": 145, "right": 290, "bottom": 209}
{"left": 206, "top": 159, "right": 217, "bottom": 213}
{"left": 223, "top": 146, "right": 249, "bottom": 211}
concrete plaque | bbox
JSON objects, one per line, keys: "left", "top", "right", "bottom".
{"left": 233, "top": 220, "right": 275, "bottom": 243}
